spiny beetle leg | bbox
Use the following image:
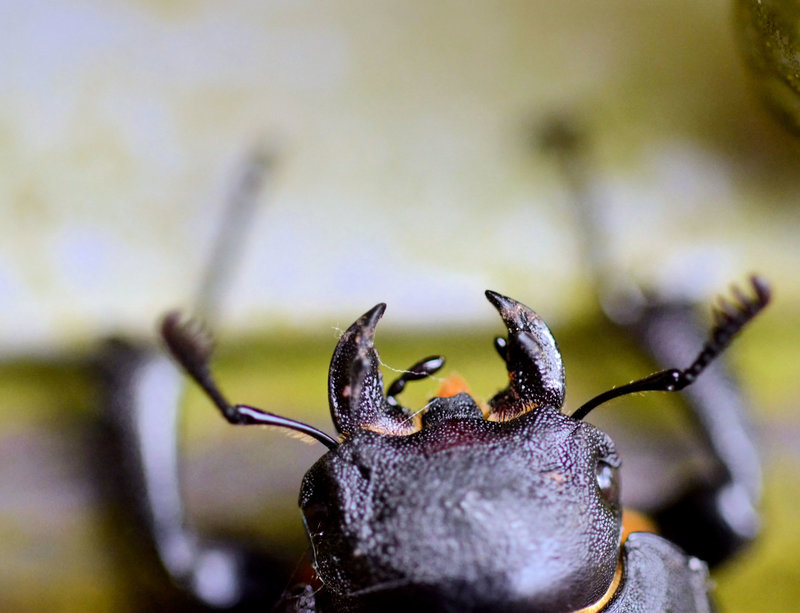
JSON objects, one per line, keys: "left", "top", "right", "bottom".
{"left": 539, "top": 115, "right": 772, "bottom": 568}
{"left": 100, "top": 148, "right": 299, "bottom": 609}
{"left": 644, "top": 278, "right": 770, "bottom": 567}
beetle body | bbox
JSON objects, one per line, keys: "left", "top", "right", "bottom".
{"left": 298, "top": 403, "right": 713, "bottom": 613}
{"left": 150, "top": 279, "right": 767, "bottom": 612}
{"left": 303, "top": 400, "right": 619, "bottom": 611}
{"left": 274, "top": 291, "right": 726, "bottom": 612}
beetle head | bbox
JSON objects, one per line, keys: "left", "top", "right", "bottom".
{"left": 301, "top": 292, "right": 622, "bottom": 611}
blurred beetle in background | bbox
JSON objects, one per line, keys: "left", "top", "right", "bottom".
{"left": 736, "top": 0, "right": 800, "bottom": 136}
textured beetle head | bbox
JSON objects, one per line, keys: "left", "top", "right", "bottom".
{"left": 300, "top": 292, "right": 622, "bottom": 612}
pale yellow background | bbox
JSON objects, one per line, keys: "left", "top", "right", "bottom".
{"left": 2, "top": 0, "right": 797, "bottom": 351}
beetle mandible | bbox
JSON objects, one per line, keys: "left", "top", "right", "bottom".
{"left": 154, "top": 274, "right": 769, "bottom": 612}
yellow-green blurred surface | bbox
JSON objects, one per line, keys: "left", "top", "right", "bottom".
{"left": 0, "top": 302, "right": 798, "bottom": 611}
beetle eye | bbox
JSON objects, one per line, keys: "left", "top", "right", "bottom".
{"left": 595, "top": 460, "right": 620, "bottom": 506}
{"left": 302, "top": 501, "right": 330, "bottom": 534}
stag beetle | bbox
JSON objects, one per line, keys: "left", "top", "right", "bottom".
{"left": 148, "top": 274, "right": 769, "bottom": 613}
{"left": 96, "top": 142, "right": 770, "bottom": 611}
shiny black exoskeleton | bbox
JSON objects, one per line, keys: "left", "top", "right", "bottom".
{"left": 146, "top": 276, "right": 767, "bottom": 612}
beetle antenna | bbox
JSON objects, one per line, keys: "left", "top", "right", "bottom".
{"left": 161, "top": 311, "right": 338, "bottom": 450}
{"left": 572, "top": 276, "right": 771, "bottom": 420}
{"left": 493, "top": 337, "right": 508, "bottom": 362}
{"left": 385, "top": 355, "right": 446, "bottom": 408}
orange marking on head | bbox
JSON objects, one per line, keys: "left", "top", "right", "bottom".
{"left": 435, "top": 374, "right": 470, "bottom": 398}
{"left": 621, "top": 508, "right": 657, "bottom": 544}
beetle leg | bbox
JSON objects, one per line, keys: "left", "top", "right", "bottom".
{"left": 484, "top": 290, "right": 566, "bottom": 420}
{"left": 573, "top": 286, "right": 769, "bottom": 567}
{"left": 96, "top": 147, "right": 320, "bottom": 608}
{"left": 628, "top": 291, "right": 768, "bottom": 566}
{"left": 97, "top": 340, "right": 288, "bottom": 609}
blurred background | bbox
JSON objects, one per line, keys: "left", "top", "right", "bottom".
{"left": 1, "top": 1, "right": 799, "bottom": 611}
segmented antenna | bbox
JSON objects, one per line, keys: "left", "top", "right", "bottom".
{"left": 493, "top": 337, "right": 507, "bottom": 362}
{"left": 572, "top": 276, "right": 771, "bottom": 420}
{"left": 161, "top": 311, "right": 338, "bottom": 450}
{"left": 385, "top": 355, "right": 445, "bottom": 409}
